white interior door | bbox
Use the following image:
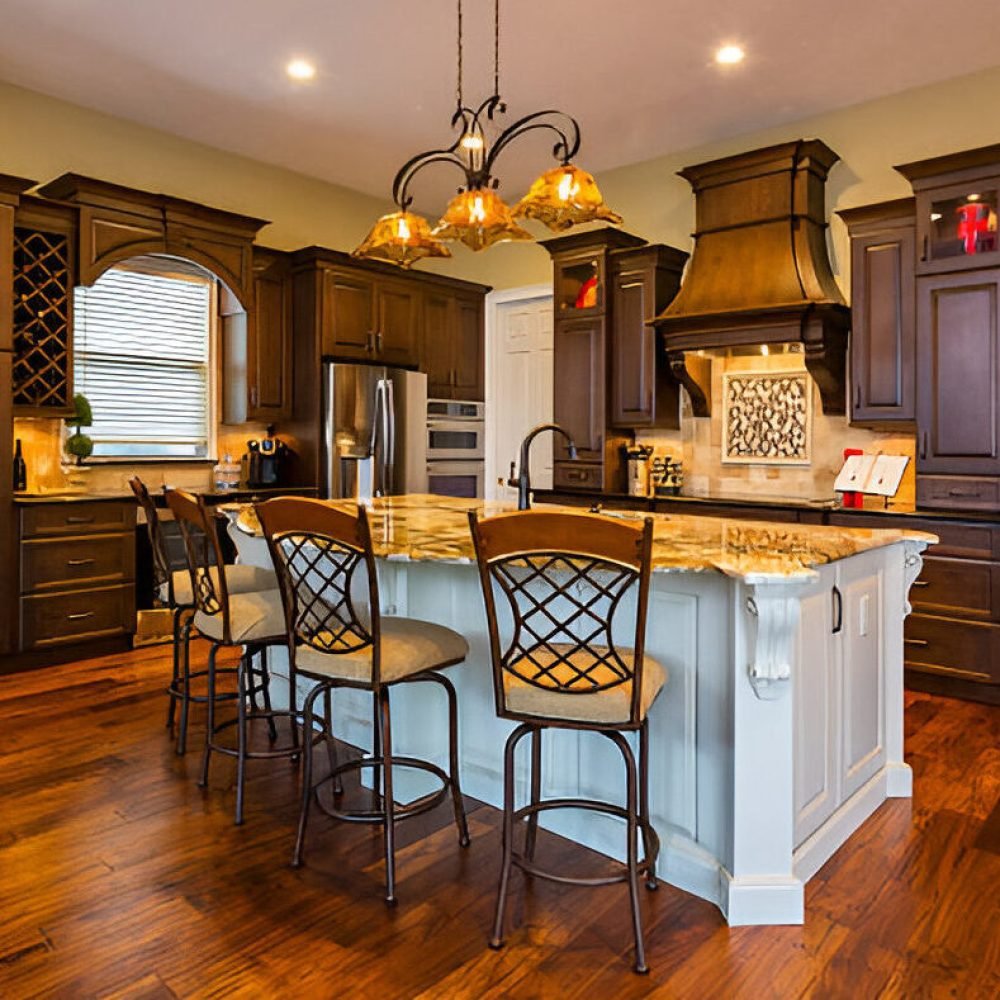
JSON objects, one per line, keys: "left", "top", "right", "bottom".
{"left": 486, "top": 289, "right": 554, "bottom": 502}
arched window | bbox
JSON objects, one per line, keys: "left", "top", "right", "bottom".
{"left": 73, "top": 256, "right": 216, "bottom": 459}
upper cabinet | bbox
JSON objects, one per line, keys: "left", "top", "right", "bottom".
{"left": 36, "top": 174, "right": 267, "bottom": 309}
{"left": 609, "top": 244, "right": 688, "bottom": 429}
{"left": 248, "top": 247, "right": 293, "bottom": 422}
{"left": 422, "top": 288, "right": 485, "bottom": 401}
{"left": 838, "top": 199, "right": 916, "bottom": 426}
{"left": 896, "top": 146, "right": 1000, "bottom": 276}
{"left": 896, "top": 145, "right": 1000, "bottom": 512}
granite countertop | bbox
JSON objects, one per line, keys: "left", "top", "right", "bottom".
{"left": 12, "top": 486, "right": 318, "bottom": 506}
{"left": 230, "top": 493, "right": 936, "bottom": 583}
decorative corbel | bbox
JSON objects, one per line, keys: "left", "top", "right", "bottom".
{"left": 901, "top": 540, "right": 929, "bottom": 617}
{"left": 667, "top": 350, "right": 712, "bottom": 417}
{"left": 744, "top": 582, "right": 802, "bottom": 700}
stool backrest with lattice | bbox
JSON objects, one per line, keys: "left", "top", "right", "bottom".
{"left": 165, "top": 489, "right": 232, "bottom": 642}
{"left": 129, "top": 477, "right": 174, "bottom": 607}
{"left": 256, "top": 498, "right": 382, "bottom": 682}
{"left": 468, "top": 510, "right": 654, "bottom": 727}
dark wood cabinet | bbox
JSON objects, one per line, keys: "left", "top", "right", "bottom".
{"left": 248, "top": 248, "right": 293, "bottom": 422}
{"left": 915, "top": 268, "right": 1000, "bottom": 479}
{"left": 553, "top": 316, "right": 606, "bottom": 460}
{"left": 37, "top": 174, "right": 266, "bottom": 309}
{"left": 896, "top": 145, "right": 1000, "bottom": 277}
{"left": 839, "top": 200, "right": 916, "bottom": 425}
{"left": 320, "top": 266, "right": 376, "bottom": 359}
{"left": 376, "top": 279, "right": 420, "bottom": 368}
{"left": 421, "top": 289, "right": 485, "bottom": 400}
{"left": 288, "top": 246, "right": 488, "bottom": 488}
{"left": 610, "top": 245, "right": 687, "bottom": 429}
{"left": 15, "top": 499, "right": 136, "bottom": 656}
{"left": 543, "top": 228, "right": 671, "bottom": 494}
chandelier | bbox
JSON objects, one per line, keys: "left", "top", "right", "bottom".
{"left": 353, "top": 0, "right": 622, "bottom": 268}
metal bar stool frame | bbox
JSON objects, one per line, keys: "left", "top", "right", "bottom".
{"left": 468, "top": 509, "right": 661, "bottom": 974}
{"left": 257, "top": 496, "right": 470, "bottom": 905}
{"left": 167, "top": 488, "right": 310, "bottom": 825}
{"left": 130, "top": 476, "right": 210, "bottom": 755}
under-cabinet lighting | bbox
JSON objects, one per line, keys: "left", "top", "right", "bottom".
{"left": 967, "top": 193, "right": 981, "bottom": 202}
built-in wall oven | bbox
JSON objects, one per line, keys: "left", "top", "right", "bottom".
{"left": 426, "top": 399, "right": 485, "bottom": 498}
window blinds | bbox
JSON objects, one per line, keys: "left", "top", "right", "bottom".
{"left": 74, "top": 263, "right": 213, "bottom": 458}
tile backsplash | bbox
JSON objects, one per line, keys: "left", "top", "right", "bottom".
{"left": 639, "top": 351, "right": 916, "bottom": 507}
{"left": 12, "top": 418, "right": 271, "bottom": 495}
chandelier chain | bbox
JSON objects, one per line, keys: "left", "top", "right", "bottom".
{"left": 494, "top": 0, "right": 500, "bottom": 100}
{"left": 456, "top": 0, "right": 463, "bottom": 111}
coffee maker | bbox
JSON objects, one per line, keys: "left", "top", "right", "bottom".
{"left": 243, "top": 430, "right": 287, "bottom": 488}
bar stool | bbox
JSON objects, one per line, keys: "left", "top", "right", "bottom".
{"left": 257, "top": 496, "right": 470, "bottom": 904}
{"left": 166, "top": 488, "right": 300, "bottom": 824}
{"left": 467, "top": 509, "right": 664, "bottom": 974}
{"left": 130, "top": 476, "right": 196, "bottom": 752}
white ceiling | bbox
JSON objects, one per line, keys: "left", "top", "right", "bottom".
{"left": 2, "top": 0, "right": 998, "bottom": 212}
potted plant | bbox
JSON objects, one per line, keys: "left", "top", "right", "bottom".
{"left": 65, "top": 393, "right": 94, "bottom": 465}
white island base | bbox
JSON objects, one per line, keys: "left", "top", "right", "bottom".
{"left": 232, "top": 522, "right": 926, "bottom": 927}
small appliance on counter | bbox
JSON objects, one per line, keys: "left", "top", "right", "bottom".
{"left": 651, "top": 456, "right": 683, "bottom": 497}
{"left": 624, "top": 444, "right": 654, "bottom": 497}
{"left": 243, "top": 429, "right": 288, "bottom": 489}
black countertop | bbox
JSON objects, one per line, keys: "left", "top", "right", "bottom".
{"left": 533, "top": 487, "right": 1000, "bottom": 524}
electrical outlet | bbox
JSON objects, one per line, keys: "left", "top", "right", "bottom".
{"left": 859, "top": 593, "right": 870, "bottom": 637}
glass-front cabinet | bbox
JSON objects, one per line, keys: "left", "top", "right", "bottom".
{"left": 898, "top": 145, "right": 1000, "bottom": 276}
{"left": 553, "top": 248, "right": 605, "bottom": 315}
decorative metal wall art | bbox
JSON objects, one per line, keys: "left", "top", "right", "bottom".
{"left": 722, "top": 371, "right": 812, "bottom": 465}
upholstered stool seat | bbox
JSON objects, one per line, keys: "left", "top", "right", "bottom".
{"left": 297, "top": 617, "right": 469, "bottom": 684}
{"left": 193, "top": 589, "right": 285, "bottom": 644}
{"left": 503, "top": 646, "right": 666, "bottom": 726}
{"left": 162, "top": 564, "right": 277, "bottom": 609}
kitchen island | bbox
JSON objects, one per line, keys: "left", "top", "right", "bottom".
{"left": 228, "top": 495, "right": 933, "bottom": 926}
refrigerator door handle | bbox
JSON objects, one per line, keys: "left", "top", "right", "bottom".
{"left": 385, "top": 377, "right": 396, "bottom": 483}
{"left": 371, "top": 378, "right": 386, "bottom": 496}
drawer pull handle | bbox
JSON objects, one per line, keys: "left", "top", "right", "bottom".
{"left": 912, "top": 580, "right": 930, "bottom": 588}
{"left": 948, "top": 489, "right": 979, "bottom": 498}
{"left": 65, "top": 516, "right": 95, "bottom": 525}
{"left": 66, "top": 611, "right": 95, "bottom": 621}
{"left": 67, "top": 558, "right": 96, "bottom": 567}
{"left": 904, "top": 637, "right": 929, "bottom": 648}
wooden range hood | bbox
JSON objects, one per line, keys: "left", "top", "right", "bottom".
{"left": 653, "top": 139, "right": 850, "bottom": 415}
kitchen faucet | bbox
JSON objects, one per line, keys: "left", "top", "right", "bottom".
{"left": 507, "top": 423, "right": 578, "bottom": 510}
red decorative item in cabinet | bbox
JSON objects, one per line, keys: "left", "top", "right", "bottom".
{"left": 956, "top": 202, "right": 993, "bottom": 255}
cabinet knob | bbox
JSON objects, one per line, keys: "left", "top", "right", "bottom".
{"left": 376, "top": 331, "right": 384, "bottom": 354}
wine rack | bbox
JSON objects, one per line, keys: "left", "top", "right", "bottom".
{"left": 13, "top": 226, "right": 73, "bottom": 413}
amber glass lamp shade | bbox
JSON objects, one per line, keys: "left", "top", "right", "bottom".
{"left": 432, "top": 188, "right": 533, "bottom": 252}
{"left": 352, "top": 211, "right": 451, "bottom": 268}
{"left": 513, "top": 164, "right": 623, "bottom": 233}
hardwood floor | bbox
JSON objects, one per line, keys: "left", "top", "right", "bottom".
{"left": 1, "top": 641, "right": 998, "bottom": 999}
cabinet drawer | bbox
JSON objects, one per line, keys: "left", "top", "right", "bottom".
{"left": 21, "top": 533, "right": 135, "bottom": 594}
{"left": 554, "top": 462, "right": 603, "bottom": 491}
{"left": 21, "top": 501, "right": 135, "bottom": 538}
{"left": 830, "top": 514, "right": 997, "bottom": 560}
{"left": 20, "top": 584, "right": 136, "bottom": 650}
{"left": 917, "top": 475, "right": 1000, "bottom": 512}
{"left": 912, "top": 556, "right": 1000, "bottom": 621}
{"left": 904, "top": 614, "right": 1000, "bottom": 683}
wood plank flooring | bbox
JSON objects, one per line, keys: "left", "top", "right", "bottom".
{"left": 1, "top": 641, "right": 998, "bottom": 999}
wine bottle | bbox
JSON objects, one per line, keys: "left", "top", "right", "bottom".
{"left": 13, "top": 438, "right": 27, "bottom": 492}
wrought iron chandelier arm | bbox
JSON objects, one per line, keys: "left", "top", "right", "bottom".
{"left": 392, "top": 148, "right": 470, "bottom": 210}
{"left": 483, "top": 110, "right": 582, "bottom": 178}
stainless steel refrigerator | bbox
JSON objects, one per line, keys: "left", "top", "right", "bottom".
{"left": 322, "top": 362, "right": 428, "bottom": 499}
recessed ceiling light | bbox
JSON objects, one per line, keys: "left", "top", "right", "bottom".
{"left": 715, "top": 44, "right": 745, "bottom": 66}
{"left": 286, "top": 58, "right": 316, "bottom": 82}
